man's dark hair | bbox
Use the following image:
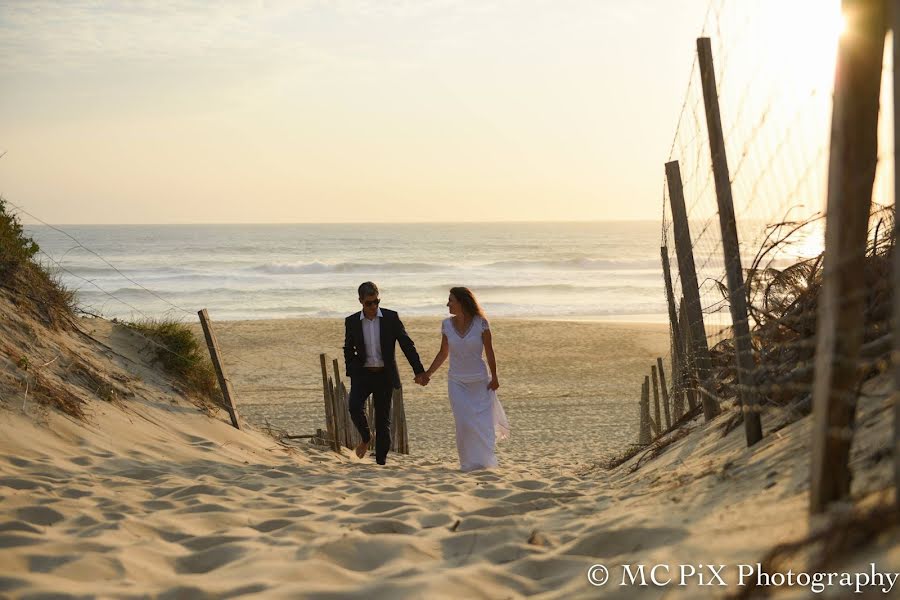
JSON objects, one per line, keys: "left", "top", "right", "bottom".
{"left": 358, "top": 281, "right": 379, "bottom": 299}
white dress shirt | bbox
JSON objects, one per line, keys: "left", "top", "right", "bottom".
{"left": 360, "top": 308, "right": 385, "bottom": 367}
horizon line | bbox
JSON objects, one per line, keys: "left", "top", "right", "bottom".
{"left": 25, "top": 218, "right": 665, "bottom": 227}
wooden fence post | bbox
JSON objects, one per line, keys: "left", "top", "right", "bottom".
{"left": 655, "top": 360, "right": 671, "bottom": 431}
{"left": 657, "top": 357, "right": 672, "bottom": 429}
{"left": 332, "top": 358, "right": 351, "bottom": 448}
{"left": 666, "top": 161, "right": 719, "bottom": 421}
{"left": 697, "top": 37, "right": 764, "bottom": 447}
{"left": 679, "top": 299, "right": 698, "bottom": 413}
{"left": 198, "top": 309, "right": 240, "bottom": 429}
{"left": 810, "top": 0, "right": 886, "bottom": 514}
{"left": 327, "top": 376, "right": 341, "bottom": 451}
{"left": 342, "top": 381, "right": 358, "bottom": 448}
{"left": 639, "top": 378, "right": 652, "bottom": 444}
{"left": 391, "top": 386, "right": 409, "bottom": 454}
{"left": 661, "top": 246, "right": 687, "bottom": 421}
{"left": 893, "top": 0, "right": 900, "bottom": 513}
{"left": 319, "top": 354, "right": 339, "bottom": 451}
{"left": 651, "top": 365, "right": 662, "bottom": 436}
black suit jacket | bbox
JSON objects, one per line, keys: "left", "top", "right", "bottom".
{"left": 344, "top": 308, "right": 425, "bottom": 389}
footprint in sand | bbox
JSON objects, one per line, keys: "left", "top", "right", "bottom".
{"left": 353, "top": 500, "right": 418, "bottom": 516}
{"left": 251, "top": 519, "right": 293, "bottom": 533}
{"left": 355, "top": 519, "right": 419, "bottom": 535}
{"left": 27, "top": 554, "right": 78, "bottom": 573}
{"left": 17, "top": 506, "right": 65, "bottom": 527}
{"left": 174, "top": 543, "right": 249, "bottom": 574}
{"left": 0, "top": 576, "right": 29, "bottom": 594}
{"left": 511, "top": 479, "right": 548, "bottom": 490}
{"left": 180, "top": 535, "right": 247, "bottom": 552}
{"left": 0, "top": 477, "right": 47, "bottom": 491}
{"left": 59, "top": 487, "right": 93, "bottom": 499}
{"left": 0, "top": 521, "right": 42, "bottom": 534}
{"left": 0, "top": 533, "right": 43, "bottom": 548}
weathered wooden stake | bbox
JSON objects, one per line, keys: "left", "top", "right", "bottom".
{"left": 661, "top": 246, "right": 687, "bottom": 421}
{"left": 327, "top": 376, "right": 341, "bottom": 452}
{"left": 679, "top": 299, "right": 698, "bottom": 413}
{"left": 651, "top": 365, "right": 662, "bottom": 436}
{"left": 697, "top": 37, "right": 763, "bottom": 447}
{"left": 319, "top": 354, "right": 336, "bottom": 448}
{"left": 657, "top": 357, "right": 672, "bottom": 430}
{"left": 810, "top": 0, "right": 886, "bottom": 514}
{"left": 666, "top": 161, "right": 719, "bottom": 421}
{"left": 391, "top": 386, "right": 409, "bottom": 454}
{"left": 639, "top": 378, "right": 652, "bottom": 444}
{"left": 198, "top": 309, "right": 240, "bottom": 429}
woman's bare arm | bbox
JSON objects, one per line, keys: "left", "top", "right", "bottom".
{"left": 484, "top": 330, "right": 499, "bottom": 390}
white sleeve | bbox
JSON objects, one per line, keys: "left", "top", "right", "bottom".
{"left": 481, "top": 317, "right": 491, "bottom": 332}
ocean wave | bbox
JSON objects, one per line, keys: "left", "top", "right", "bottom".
{"left": 248, "top": 261, "right": 448, "bottom": 275}
{"left": 481, "top": 258, "right": 660, "bottom": 271}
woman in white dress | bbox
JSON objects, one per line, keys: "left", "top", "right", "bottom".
{"left": 423, "top": 287, "right": 510, "bottom": 471}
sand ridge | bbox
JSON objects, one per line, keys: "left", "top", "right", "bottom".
{"left": 1, "top": 311, "right": 897, "bottom": 598}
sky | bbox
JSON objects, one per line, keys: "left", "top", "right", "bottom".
{"left": 0, "top": 0, "right": 846, "bottom": 224}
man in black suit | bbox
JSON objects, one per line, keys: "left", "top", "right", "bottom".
{"left": 344, "top": 281, "right": 427, "bottom": 465}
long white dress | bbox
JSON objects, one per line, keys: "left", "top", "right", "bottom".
{"left": 443, "top": 315, "right": 511, "bottom": 472}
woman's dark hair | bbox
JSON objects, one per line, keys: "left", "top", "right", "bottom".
{"left": 449, "top": 287, "right": 485, "bottom": 318}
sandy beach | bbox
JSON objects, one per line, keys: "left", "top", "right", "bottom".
{"left": 195, "top": 317, "right": 672, "bottom": 468}
{"left": 1, "top": 300, "right": 897, "bottom": 599}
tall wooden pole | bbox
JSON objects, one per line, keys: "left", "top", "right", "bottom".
{"left": 198, "top": 309, "right": 240, "bottom": 429}
{"left": 810, "top": 0, "right": 885, "bottom": 514}
{"left": 666, "top": 160, "right": 720, "bottom": 421}
{"left": 697, "top": 37, "right": 763, "bottom": 447}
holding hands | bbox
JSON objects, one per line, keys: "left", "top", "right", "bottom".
{"left": 415, "top": 372, "right": 431, "bottom": 386}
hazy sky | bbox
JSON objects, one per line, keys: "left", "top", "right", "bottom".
{"left": 1, "top": 1, "right": 838, "bottom": 224}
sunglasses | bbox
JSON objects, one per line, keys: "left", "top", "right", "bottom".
{"left": 364, "top": 299, "right": 381, "bottom": 307}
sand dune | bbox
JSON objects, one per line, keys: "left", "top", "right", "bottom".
{"left": 1, "top": 310, "right": 897, "bottom": 599}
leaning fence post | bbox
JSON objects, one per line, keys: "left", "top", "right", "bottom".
{"left": 666, "top": 160, "right": 719, "bottom": 422}
{"left": 697, "top": 37, "right": 763, "bottom": 447}
{"left": 651, "top": 365, "right": 662, "bottom": 436}
{"left": 198, "top": 309, "right": 240, "bottom": 429}
{"left": 639, "top": 378, "right": 651, "bottom": 444}
{"left": 810, "top": 0, "right": 886, "bottom": 514}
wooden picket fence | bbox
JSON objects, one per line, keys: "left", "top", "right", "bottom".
{"left": 316, "top": 353, "right": 409, "bottom": 455}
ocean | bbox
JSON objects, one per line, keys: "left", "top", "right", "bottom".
{"left": 25, "top": 222, "right": 668, "bottom": 322}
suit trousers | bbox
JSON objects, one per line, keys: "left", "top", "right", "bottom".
{"left": 348, "top": 369, "right": 393, "bottom": 463}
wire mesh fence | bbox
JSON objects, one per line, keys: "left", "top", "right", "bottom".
{"left": 660, "top": 0, "right": 893, "bottom": 436}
